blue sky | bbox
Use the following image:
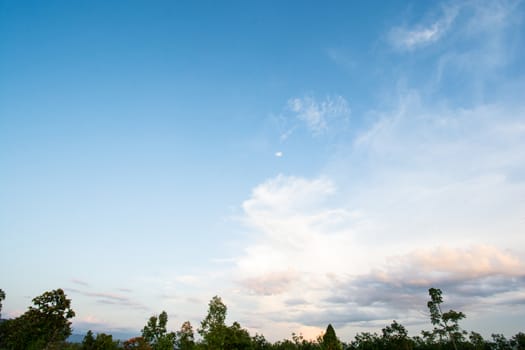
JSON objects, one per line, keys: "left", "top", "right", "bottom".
{"left": 1, "top": 0, "right": 525, "bottom": 341}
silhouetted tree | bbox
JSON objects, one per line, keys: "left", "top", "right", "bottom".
{"left": 426, "top": 288, "right": 466, "bottom": 350}
{"left": 511, "top": 332, "right": 525, "bottom": 350}
{"left": 0, "top": 288, "right": 75, "bottom": 350}
{"left": 382, "top": 320, "right": 413, "bottom": 350}
{"left": 322, "top": 324, "right": 342, "bottom": 350}
{"left": 82, "top": 330, "right": 96, "bottom": 350}
{"left": 0, "top": 289, "right": 5, "bottom": 318}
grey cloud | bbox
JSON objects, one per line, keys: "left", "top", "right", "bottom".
{"left": 269, "top": 306, "right": 387, "bottom": 329}
{"left": 279, "top": 252, "right": 525, "bottom": 329}
{"left": 66, "top": 287, "right": 148, "bottom": 311}
{"left": 284, "top": 298, "right": 308, "bottom": 306}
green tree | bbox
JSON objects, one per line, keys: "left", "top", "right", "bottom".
{"left": 491, "top": 334, "right": 512, "bottom": 350}
{"left": 199, "top": 296, "right": 228, "bottom": 349}
{"left": 0, "top": 288, "right": 5, "bottom": 318}
{"left": 82, "top": 330, "right": 96, "bottom": 350}
{"left": 225, "top": 321, "right": 253, "bottom": 350}
{"left": 322, "top": 324, "right": 342, "bottom": 350}
{"left": 468, "top": 331, "right": 487, "bottom": 350}
{"left": 382, "top": 320, "right": 412, "bottom": 350}
{"left": 93, "top": 332, "right": 120, "bottom": 350}
{"left": 141, "top": 311, "right": 176, "bottom": 350}
{"left": 0, "top": 288, "right": 75, "bottom": 350}
{"left": 123, "top": 337, "right": 152, "bottom": 350}
{"left": 252, "top": 334, "right": 272, "bottom": 350}
{"left": 176, "top": 321, "right": 195, "bottom": 350}
{"left": 351, "top": 332, "right": 382, "bottom": 350}
{"left": 511, "top": 332, "right": 525, "bottom": 350}
{"left": 426, "top": 288, "right": 466, "bottom": 350}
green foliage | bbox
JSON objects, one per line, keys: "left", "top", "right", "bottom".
{"left": 322, "top": 324, "right": 342, "bottom": 350}
{"left": 176, "top": 321, "right": 195, "bottom": 350}
{"left": 199, "top": 296, "right": 228, "bottom": 349}
{"left": 89, "top": 332, "right": 120, "bottom": 350}
{"left": 511, "top": 332, "right": 525, "bottom": 350}
{"left": 1, "top": 287, "right": 523, "bottom": 350}
{"left": 82, "top": 330, "right": 96, "bottom": 350}
{"left": 0, "top": 289, "right": 5, "bottom": 318}
{"left": 225, "top": 321, "right": 253, "bottom": 350}
{"left": 141, "top": 311, "right": 176, "bottom": 350}
{"left": 252, "top": 334, "right": 272, "bottom": 350}
{"left": 468, "top": 331, "right": 487, "bottom": 350}
{"left": 426, "top": 288, "right": 466, "bottom": 349}
{"left": 123, "top": 337, "right": 152, "bottom": 350}
{"left": 0, "top": 288, "right": 75, "bottom": 350}
{"left": 491, "top": 334, "right": 512, "bottom": 350}
{"left": 382, "top": 320, "right": 413, "bottom": 350}
{"left": 350, "top": 332, "right": 382, "bottom": 350}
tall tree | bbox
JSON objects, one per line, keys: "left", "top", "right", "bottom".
{"left": 141, "top": 311, "right": 176, "bottom": 350}
{"left": 199, "top": 296, "right": 228, "bottom": 349}
{"left": 0, "top": 288, "right": 5, "bottom": 318}
{"left": 426, "top": 288, "right": 466, "bottom": 350}
{"left": 176, "top": 321, "right": 195, "bottom": 350}
{"left": 82, "top": 330, "right": 96, "bottom": 350}
{"left": 322, "top": 324, "right": 342, "bottom": 350}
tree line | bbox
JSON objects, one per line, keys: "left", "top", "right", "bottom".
{"left": 0, "top": 287, "right": 523, "bottom": 350}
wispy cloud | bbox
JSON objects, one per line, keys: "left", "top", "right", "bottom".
{"left": 288, "top": 95, "right": 350, "bottom": 135}
{"left": 276, "top": 95, "right": 350, "bottom": 141}
{"left": 389, "top": 5, "right": 458, "bottom": 50}
{"left": 71, "top": 278, "right": 90, "bottom": 287}
{"left": 66, "top": 288, "right": 148, "bottom": 311}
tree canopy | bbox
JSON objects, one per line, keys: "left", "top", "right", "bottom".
{"left": 0, "top": 287, "right": 522, "bottom": 350}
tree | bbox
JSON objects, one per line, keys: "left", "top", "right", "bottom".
{"left": 123, "top": 337, "right": 152, "bottom": 350}
{"left": 252, "top": 334, "right": 272, "bottom": 350}
{"left": 381, "top": 321, "right": 412, "bottom": 350}
{"left": 82, "top": 330, "right": 96, "bottom": 350}
{"left": 491, "top": 334, "right": 512, "bottom": 350}
{"left": 224, "top": 321, "right": 253, "bottom": 350}
{"left": 322, "top": 324, "right": 342, "bottom": 350}
{"left": 0, "top": 288, "right": 75, "bottom": 350}
{"left": 426, "top": 288, "right": 466, "bottom": 350}
{"left": 80, "top": 332, "right": 119, "bottom": 350}
{"left": 0, "top": 288, "right": 5, "bottom": 318}
{"left": 199, "top": 296, "right": 228, "bottom": 349}
{"left": 141, "top": 310, "right": 176, "bottom": 350}
{"left": 176, "top": 321, "right": 195, "bottom": 350}
{"left": 468, "top": 331, "right": 487, "bottom": 350}
{"left": 351, "top": 332, "right": 382, "bottom": 350}
{"left": 511, "top": 332, "right": 525, "bottom": 350}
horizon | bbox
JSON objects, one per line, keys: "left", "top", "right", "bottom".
{"left": 1, "top": 0, "right": 524, "bottom": 342}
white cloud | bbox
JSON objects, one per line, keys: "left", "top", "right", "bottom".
{"left": 226, "top": 1, "right": 525, "bottom": 339}
{"left": 229, "top": 84, "right": 525, "bottom": 338}
{"left": 389, "top": 5, "right": 458, "bottom": 50}
{"left": 275, "top": 151, "right": 283, "bottom": 157}
{"left": 285, "top": 95, "right": 350, "bottom": 136}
